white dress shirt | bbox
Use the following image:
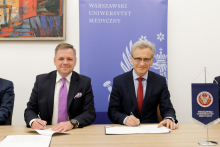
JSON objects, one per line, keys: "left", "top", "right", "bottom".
{"left": 123, "top": 70, "right": 148, "bottom": 124}
{"left": 52, "top": 72, "right": 72, "bottom": 125}
{"left": 133, "top": 70, "right": 148, "bottom": 98}
{"left": 29, "top": 72, "right": 72, "bottom": 126}
{"left": 123, "top": 70, "right": 174, "bottom": 124}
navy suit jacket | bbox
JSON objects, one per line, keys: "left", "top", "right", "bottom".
{"left": 214, "top": 76, "right": 220, "bottom": 97}
{"left": 0, "top": 78, "right": 14, "bottom": 125}
{"left": 213, "top": 76, "right": 220, "bottom": 115}
{"left": 108, "top": 70, "right": 177, "bottom": 124}
{"left": 24, "top": 71, "right": 96, "bottom": 127}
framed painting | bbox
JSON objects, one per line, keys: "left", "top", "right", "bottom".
{"left": 0, "top": 0, "right": 66, "bottom": 40}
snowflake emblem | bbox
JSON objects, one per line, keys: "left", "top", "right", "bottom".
{"left": 139, "top": 36, "right": 147, "bottom": 41}
{"left": 157, "top": 32, "right": 164, "bottom": 41}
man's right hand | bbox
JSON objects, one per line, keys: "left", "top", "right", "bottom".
{"left": 31, "top": 119, "right": 47, "bottom": 130}
{"left": 125, "top": 115, "right": 140, "bottom": 126}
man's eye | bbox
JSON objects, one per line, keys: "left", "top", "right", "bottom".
{"left": 144, "top": 58, "right": 150, "bottom": 61}
{"left": 59, "top": 58, "right": 63, "bottom": 60}
{"left": 68, "top": 58, "right": 73, "bottom": 61}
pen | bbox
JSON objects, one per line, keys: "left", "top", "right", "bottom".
{"left": 130, "top": 112, "right": 140, "bottom": 126}
{"left": 38, "top": 115, "right": 46, "bottom": 129}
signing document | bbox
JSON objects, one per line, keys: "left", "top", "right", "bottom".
{"left": 0, "top": 135, "right": 51, "bottom": 147}
{"left": 31, "top": 128, "right": 70, "bottom": 136}
{"left": 0, "top": 128, "right": 70, "bottom": 147}
{"left": 105, "top": 124, "right": 170, "bottom": 135}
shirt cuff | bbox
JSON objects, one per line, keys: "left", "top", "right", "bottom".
{"left": 164, "top": 117, "right": 175, "bottom": 122}
{"left": 123, "top": 116, "right": 129, "bottom": 125}
{"left": 29, "top": 119, "right": 36, "bottom": 127}
{"left": 75, "top": 121, "right": 80, "bottom": 128}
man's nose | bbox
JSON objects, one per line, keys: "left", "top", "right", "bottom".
{"left": 63, "top": 59, "right": 68, "bottom": 64}
{"left": 139, "top": 60, "right": 145, "bottom": 65}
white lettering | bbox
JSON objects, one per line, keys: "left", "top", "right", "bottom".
{"left": 89, "top": 4, "right": 95, "bottom": 8}
{"left": 88, "top": 4, "right": 128, "bottom": 9}
{"left": 88, "top": 11, "right": 132, "bottom": 16}
{"left": 197, "top": 111, "right": 214, "bottom": 117}
{"left": 89, "top": 19, "right": 121, "bottom": 23}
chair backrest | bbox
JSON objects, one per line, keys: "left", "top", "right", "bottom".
{"left": 157, "top": 105, "right": 163, "bottom": 122}
{"left": 9, "top": 113, "right": 12, "bottom": 125}
{"left": 9, "top": 92, "right": 15, "bottom": 125}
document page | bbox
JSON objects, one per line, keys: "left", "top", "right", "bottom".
{"left": 0, "top": 135, "right": 51, "bottom": 147}
{"left": 105, "top": 124, "right": 170, "bottom": 135}
{"left": 31, "top": 128, "right": 70, "bottom": 136}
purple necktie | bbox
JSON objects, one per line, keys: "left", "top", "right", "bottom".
{"left": 58, "top": 78, "right": 68, "bottom": 123}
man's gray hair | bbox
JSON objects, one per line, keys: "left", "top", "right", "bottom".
{"left": 55, "top": 43, "right": 76, "bottom": 56}
{"left": 131, "top": 40, "right": 156, "bottom": 58}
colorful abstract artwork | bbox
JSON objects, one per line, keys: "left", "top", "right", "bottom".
{"left": 0, "top": 0, "right": 65, "bottom": 40}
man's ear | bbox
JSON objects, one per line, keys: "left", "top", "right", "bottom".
{"left": 130, "top": 55, "right": 133, "bottom": 65}
{"left": 75, "top": 57, "right": 77, "bottom": 66}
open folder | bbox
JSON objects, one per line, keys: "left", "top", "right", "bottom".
{"left": 105, "top": 124, "right": 171, "bottom": 135}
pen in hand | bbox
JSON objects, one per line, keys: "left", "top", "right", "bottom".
{"left": 38, "top": 115, "right": 46, "bottom": 129}
{"left": 130, "top": 112, "right": 140, "bottom": 126}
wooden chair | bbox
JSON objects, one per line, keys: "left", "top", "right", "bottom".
{"left": 157, "top": 105, "right": 163, "bottom": 122}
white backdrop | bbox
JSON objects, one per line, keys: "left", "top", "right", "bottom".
{"left": 0, "top": 0, "right": 220, "bottom": 125}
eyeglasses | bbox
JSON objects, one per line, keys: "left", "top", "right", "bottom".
{"left": 132, "top": 55, "right": 152, "bottom": 63}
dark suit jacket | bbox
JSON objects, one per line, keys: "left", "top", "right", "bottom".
{"left": 214, "top": 76, "right": 220, "bottom": 97}
{"left": 213, "top": 76, "right": 220, "bottom": 115}
{"left": 108, "top": 70, "right": 177, "bottom": 124}
{"left": 24, "top": 71, "right": 96, "bottom": 127}
{"left": 0, "top": 78, "right": 14, "bottom": 125}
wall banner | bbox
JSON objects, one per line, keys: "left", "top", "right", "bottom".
{"left": 79, "top": 0, "right": 168, "bottom": 124}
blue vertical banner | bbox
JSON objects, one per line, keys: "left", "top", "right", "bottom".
{"left": 79, "top": 0, "right": 168, "bottom": 124}
{"left": 192, "top": 83, "right": 220, "bottom": 127}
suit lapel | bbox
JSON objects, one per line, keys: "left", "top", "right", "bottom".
{"left": 67, "top": 71, "right": 79, "bottom": 109}
{"left": 141, "top": 71, "right": 154, "bottom": 117}
{"left": 47, "top": 71, "right": 56, "bottom": 123}
{"left": 127, "top": 70, "right": 140, "bottom": 117}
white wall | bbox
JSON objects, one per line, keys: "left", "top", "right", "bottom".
{"left": 168, "top": 0, "right": 220, "bottom": 123}
{"left": 0, "top": 0, "right": 220, "bottom": 125}
{"left": 0, "top": 0, "right": 79, "bottom": 125}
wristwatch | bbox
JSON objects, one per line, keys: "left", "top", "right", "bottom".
{"left": 70, "top": 119, "right": 79, "bottom": 128}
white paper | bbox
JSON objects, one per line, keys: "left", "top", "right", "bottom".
{"left": 0, "top": 135, "right": 51, "bottom": 147}
{"left": 105, "top": 125, "right": 170, "bottom": 135}
{"left": 31, "top": 128, "right": 70, "bottom": 136}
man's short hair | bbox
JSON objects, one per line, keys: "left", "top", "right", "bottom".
{"left": 55, "top": 43, "right": 76, "bottom": 56}
{"left": 131, "top": 40, "right": 156, "bottom": 58}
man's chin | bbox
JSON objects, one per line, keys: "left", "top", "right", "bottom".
{"left": 60, "top": 70, "right": 71, "bottom": 75}
{"left": 136, "top": 71, "right": 148, "bottom": 76}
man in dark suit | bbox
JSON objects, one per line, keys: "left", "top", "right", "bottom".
{"left": 0, "top": 78, "right": 14, "bottom": 125}
{"left": 108, "top": 40, "right": 178, "bottom": 130}
{"left": 213, "top": 76, "right": 220, "bottom": 115}
{"left": 24, "top": 43, "right": 96, "bottom": 132}
{"left": 214, "top": 76, "right": 220, "bottom": 95}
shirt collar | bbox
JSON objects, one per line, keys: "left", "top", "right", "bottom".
{"left": 132, "top": 70, "right": 148, "bottom": 81}
{"left": 56, "top": 72, "right": 72, "bottom": 83}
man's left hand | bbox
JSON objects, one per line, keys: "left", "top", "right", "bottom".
{"left": 157, "top": 119, "right": 178, "bottom": 130}
{"left": 51, "top": 121, "right": 74, "bottom": 132}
